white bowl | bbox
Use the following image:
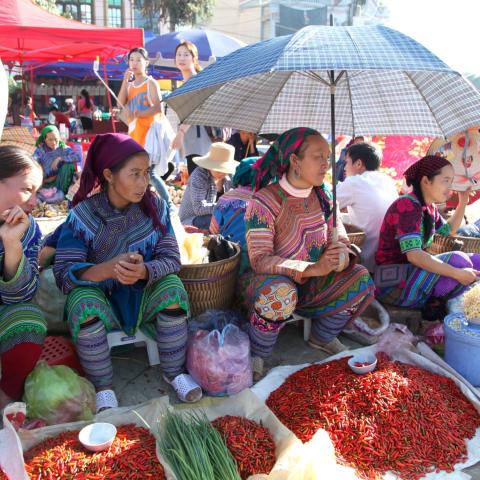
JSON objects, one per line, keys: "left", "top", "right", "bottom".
{"left": 348, "top": 353, "right": 378, "bottom": 375}
{"left": 79, "top": 422, "right": 117, "bottom": 452}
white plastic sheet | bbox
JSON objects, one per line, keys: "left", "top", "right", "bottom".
{"left": 252, "top": 346, "right": 480, "bottom": 480}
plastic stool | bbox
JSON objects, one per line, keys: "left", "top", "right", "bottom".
{"left": 286, "top": 313, "right": 312, "bottom": 341}
{"left": 106, "top": 329, "right": 160, "bottom": 366}
{"left": 38, "top": 336, "right": 84, "bottom": 375}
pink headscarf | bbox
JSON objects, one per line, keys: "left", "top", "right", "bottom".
{"left": 73, "top": 133, "right": 165, "bottom": 233}
{"left": 403, "top": 155, "right": 452, "bottom": 187}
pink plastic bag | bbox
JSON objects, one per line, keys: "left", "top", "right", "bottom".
{"left": 376, "top": 323, "right": 416, "bottom": 357}
{"left": 187, "top": 324, "right": 252, "bottom": 396}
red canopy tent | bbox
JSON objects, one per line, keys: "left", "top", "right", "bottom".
{"left": 0, "top": 0, "right": 143, "bottom": 62}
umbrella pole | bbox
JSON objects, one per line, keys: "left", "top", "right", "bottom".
{"left": 103, "top": 63, "right": 116, "bottom": 133}
{"left": 330, "top": 78, "right": 337, "bottom": 233}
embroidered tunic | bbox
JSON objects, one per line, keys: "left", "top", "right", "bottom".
{"left": 53, "top": 191, "right": 181, "bottom": 333}
{"left": 245, "top": 183, "right": 348, "bottom": 283}
{"left": 375, "top": 194, "right": 451, "bottom": 266}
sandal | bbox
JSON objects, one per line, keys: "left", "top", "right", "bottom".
{"left": 96, "top": 389, "right": 118, "bottom": 413}
{"left": 164, "top": 373, "right": 202, "bottom": 403}
{"left": 307, "top": 337, "right": 349, "bottom": 355}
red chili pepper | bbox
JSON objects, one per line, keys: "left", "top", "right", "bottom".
{"left": 266, "top": 352, "right": 480, "bottom": 480}
{"left": 212, "top": 415, "right": 276, "bottom": 480}
{"left": 21, "top": 424, "right": 165, "bottom": 479}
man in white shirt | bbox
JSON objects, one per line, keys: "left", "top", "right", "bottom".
{"left": 337, "top": 142, "right": 398, "bottom": 272}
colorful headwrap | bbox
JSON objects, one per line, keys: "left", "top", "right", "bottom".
{"left": 403, "top": 155, "right": 452, "bottom": 186}
{"left": 251, "top": 127, "right": 320, "bottom": 191}
{"left": 73, "top": 133, "right": 165, "bottom": 233}
{"left": 35, "top": 125, "right": 65, "bottom": 148}
{"left": 232, "top": 156, "right": 259, "bottom": 188}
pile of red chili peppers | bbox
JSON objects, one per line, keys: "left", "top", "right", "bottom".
{"left": 22, "top": 424, "right": 165, "bottom": 479}
{"left": 267, "top": 353, "right": 480, "bottom": 480}
{"left": 212, "top": 415, "right": 276, "bottom": 479}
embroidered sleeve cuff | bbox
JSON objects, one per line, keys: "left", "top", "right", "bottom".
{"left": 0, "top": 254, "right": 28, "bottom": 288}
{"left": 145, "top": 259, "right": 180, "bottom": 287}
{"left": 436, "top": 222, "right": 452, "bottom": 237}
{"left": 68, "top": 262, "right": 103, "bottom": 287}
{"left": 398, "top": 234, "right": 423, "bottom": 254}
{"left": 277, "top": 259, "right": 314, "bottom": 283}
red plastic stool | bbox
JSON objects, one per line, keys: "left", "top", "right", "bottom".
{"left": 38, "top": 336, "right": 84, "bottom": 375}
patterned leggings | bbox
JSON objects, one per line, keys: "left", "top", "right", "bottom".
{"left": 65, "top": 275, "right": 189, "bottom": 389}
{"left": 241, "top": 264, "right": 375, "bottom": 358}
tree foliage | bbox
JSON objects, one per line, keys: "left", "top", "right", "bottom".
{"left": 137, "top": 0, "right": 215, "bottom": 32}
{"left": 33, "top": 0, "right": 59, "bottom": 14}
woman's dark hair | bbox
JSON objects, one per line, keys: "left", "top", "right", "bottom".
{"left": 128, "top": 47, "right": 149, "bottom": 62}
{"left": 347, "top": 142, "right": 381, "bottom": 171}
{"left": 80, "top": 89, "right": 91, "bottom": 109}
{"left": 0, "top": 145, "right": 41, "bottom": 181}
{"left": 410, "top": 168, "right": 443, "bottom": 243}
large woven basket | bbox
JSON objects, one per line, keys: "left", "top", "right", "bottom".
{"left": 344, "top": 223, "right": 366, "bottom": 247}
{"left": 179, "top": 243, "right": 241, "bottom": 317}
{"left": 429, "top": 233, "right": 480, "bottom": 254}
{"left": 1, "top": 126, "right": 37, "bottom": 155}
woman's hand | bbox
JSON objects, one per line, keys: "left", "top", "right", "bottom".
{"left": 0, "top": 206, "right": 31, "bottom": 245}
{"left": 457, "top": 189, "right": 472, "bottom": 207}
{"left": 308, "top": 242, "right": 349, "bottom": 277}
{"left": 454, "top": 267, "right": 480, "bottom": 286}
{"left": 51, "top": 156, "right": 63, "bottom": 171}
{"left": 113, "top": 253, "right": 148, "bottom": 285}
{"left": 123, "top": 69, "right": 134, "bottom": 83}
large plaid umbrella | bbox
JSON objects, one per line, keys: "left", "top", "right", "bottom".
{"left": 165, "top": 24, "right": 480, "bottom": 228}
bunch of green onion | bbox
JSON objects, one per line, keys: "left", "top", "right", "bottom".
{"left": 157, "top": 410, "right": 241, "bottom": 480}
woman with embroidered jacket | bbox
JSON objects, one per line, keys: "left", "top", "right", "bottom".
{"left": 375, "top": 155, "right": 480, "bottom": 308}
{"left": 53, "top": 133, "right": 202, "bottom": 412}
{"left": 241, "top": 128, "right": 375, "bottom": 379}
{"left": 0, "top": 145, "right": 46, "bottom": 410}
{"left": 33, "top": 125, "right": 80, "bottom": 195}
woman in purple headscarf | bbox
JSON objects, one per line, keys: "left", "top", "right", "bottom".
{"left": 375, "top": 155, "right": 480, "bottom": 310}
{"left": 53, "top": 133, "right": 202, "bottom": 410}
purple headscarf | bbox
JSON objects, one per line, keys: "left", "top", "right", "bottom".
{"left": 73, "top": 133, "right": 165, "bottom": 233}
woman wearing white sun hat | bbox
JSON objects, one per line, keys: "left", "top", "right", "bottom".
{"left": 179, "top": 142, "right": 239, "bottom": 229}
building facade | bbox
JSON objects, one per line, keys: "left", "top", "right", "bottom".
{"left": 56, "top": 0, "right": 135, "bottom": 27}
{"left": 205, "top": 0, "right": 390, "bottom": 44}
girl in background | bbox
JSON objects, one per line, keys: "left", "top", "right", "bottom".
{"left": 171, "top": 41, "right": 212, "bottom": 175}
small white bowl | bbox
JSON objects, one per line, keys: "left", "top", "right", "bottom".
{"left": 348, "top": 353, "right": 378, "bottom": 375}
{"left": 79, "top": 422, "right": 117, "bottom": 452}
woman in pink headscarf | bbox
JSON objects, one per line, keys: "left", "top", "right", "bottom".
{"left": 375, "top": 155, "right": 480, "bottom": 310}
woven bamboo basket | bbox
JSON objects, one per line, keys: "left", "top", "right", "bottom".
{"left": 344, "top": 223, "right": 366, "bottom": 247}
{"left": 1, "top": 127, "right": 37, "bottom": 155}
{"left": 428, "top": 233, "right": 480, "bottom": 254}
{"left": 179, "top": 243, "right": 241, "bottom": 316}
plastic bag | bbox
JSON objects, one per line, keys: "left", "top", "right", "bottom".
{"left": 188, "top": 309, "right": 244, "bottom": 333}
{"left": 376, "top": 323, "right": 416, "bottom": 357}
{"left": 424, "top": 321, "right": 445, "bottom": 355}
{"left": 187, "top": 317, "right": 252, "bottom": 396}
{"left": 23, "top": 361, "right": 96, "bottom": 425}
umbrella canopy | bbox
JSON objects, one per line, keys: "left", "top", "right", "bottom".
{"left": 146, "top": 28, "right": 246, "bottom": 63}
{"left": 165, "top": 25, "right": 480, "bottom": 138}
